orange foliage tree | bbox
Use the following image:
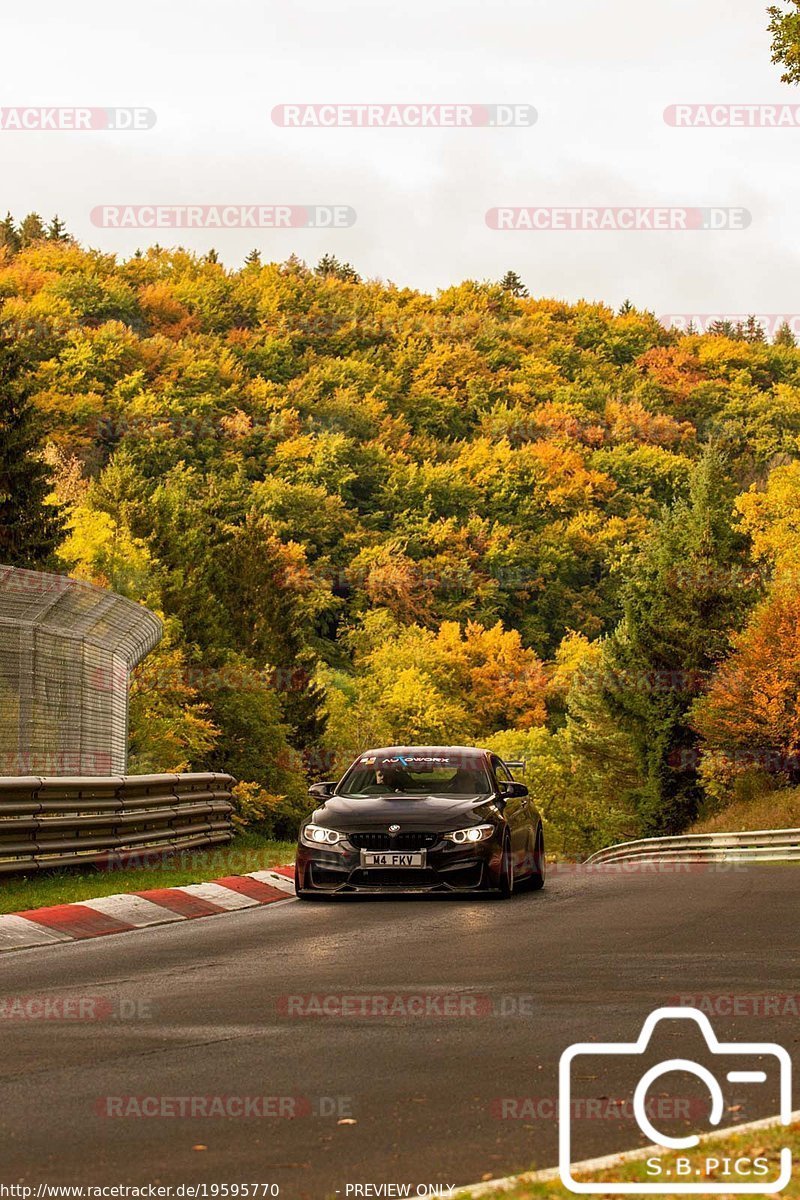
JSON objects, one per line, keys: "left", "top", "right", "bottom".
{"left": 692, "top": 586, "right": 800, "bottom": 789}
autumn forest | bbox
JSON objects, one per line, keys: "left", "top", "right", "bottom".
{"left": 2, "top": 223, "right": 800, "bottom": 855}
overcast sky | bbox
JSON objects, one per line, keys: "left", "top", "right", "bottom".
{"left": 2, "top": 0, "right": 798, "bottom": 314}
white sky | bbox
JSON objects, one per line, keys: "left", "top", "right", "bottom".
{"left": 2, "top": 0, "right": 798, "bottom": 312}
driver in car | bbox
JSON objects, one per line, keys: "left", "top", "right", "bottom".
{"left": 376, "top": 765, "right": 414, "bottom": 791}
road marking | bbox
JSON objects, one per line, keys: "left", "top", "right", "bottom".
{"left": 456, "top": 1109, "right": 800, "bottom": 1197}
{"left": 81, "top": 893, "right": 184, "bottom": 927}
{"left": 178, "top": 882, "right": 262, "bottom": 910}
{"left": 0, "top": 914, "right": 73, "bottom": 950}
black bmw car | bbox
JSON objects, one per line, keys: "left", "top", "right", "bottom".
{"left": 295, "top": 746, "right": 545, "bottom": 898}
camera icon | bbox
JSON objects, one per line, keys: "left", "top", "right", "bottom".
{"left": 559, "top": 1007, "right": 792, "bottom": 1194}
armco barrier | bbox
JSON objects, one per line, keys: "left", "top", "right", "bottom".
{"left": 585, "top": 827, "right": 800, "bottom": 866}
{"left": 0, "top": 773, "right": 235, "bottom": 874}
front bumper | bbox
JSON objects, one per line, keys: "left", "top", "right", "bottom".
{"left": 296, "top": 832, "right": 504, "bottom": 894}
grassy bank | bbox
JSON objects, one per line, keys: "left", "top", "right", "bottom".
{"left": 690, "top": 787, "right": 800, "bottom": 835}
{"left": 0, "top": 832, "right": 295, "bottom": 914}
{"left": 465, "top": 1119, "right": 799, "bottom": 1199}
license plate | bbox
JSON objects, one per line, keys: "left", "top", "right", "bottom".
{"left": 360, "top": 851, "right": 426, "bottom": 868}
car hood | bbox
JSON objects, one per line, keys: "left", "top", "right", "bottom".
{"left": 308, "top": 793, "right": 499, "bottom": 830}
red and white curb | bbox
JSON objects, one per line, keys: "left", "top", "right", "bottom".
{"left": 0, "top": 868, "right": 296, "bottom": 953}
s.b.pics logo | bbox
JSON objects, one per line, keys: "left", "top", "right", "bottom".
{"left": 559, "top": 1008, "right": 793, "bottom": 1194}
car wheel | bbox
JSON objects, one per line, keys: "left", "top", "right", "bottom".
{"left": 497, "top": 834, "right": 514, "bottom": 899}
{"left": 529, "top": 825, "right": 546, "bottom": 891}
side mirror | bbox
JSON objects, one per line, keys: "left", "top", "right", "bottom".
{"left": 499, "top": 781, "right": 529, "bottom": 799}
{"left": 308, "top": 781, "right": 336, "bottom": 800}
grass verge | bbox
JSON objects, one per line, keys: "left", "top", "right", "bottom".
{"left": 462, "top": 1119, "right": 799, "bottom": 1199}
{"left": 0, "top": 831, "right": 295, "bottom": 914}
{"left": 690, "top": 788, "right": 800, "bottom": 835}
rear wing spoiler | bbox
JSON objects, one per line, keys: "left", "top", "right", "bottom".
{"left": 505, "top": 760, "right": 527, "bottom": 772}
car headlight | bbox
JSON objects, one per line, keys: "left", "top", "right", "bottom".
{"left": 300, "top": 824, "right": 344, "bottom": 847}
{"left": 443, "top": 824, "right": 495, "bottom": 845}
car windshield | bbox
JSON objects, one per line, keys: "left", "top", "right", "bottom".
{"left": 338, "top": 753, "right": 491, "bottom": 797}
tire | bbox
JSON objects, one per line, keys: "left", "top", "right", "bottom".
{"left": 528, "top": 826, "right": 546, "bottom": 891}
{"left": 497, "top": 834, "right": 514, "bottom": 899}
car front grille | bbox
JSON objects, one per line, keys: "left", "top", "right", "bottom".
{"left": 348, "top": 831, "right": 439, "bottom": 851}
{"left": 350, "top": 868, "right": 439, "bottom": 888}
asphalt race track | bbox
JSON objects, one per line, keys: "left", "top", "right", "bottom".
{"left": 0, "top": 865, "right": 798, "bottom": 1199}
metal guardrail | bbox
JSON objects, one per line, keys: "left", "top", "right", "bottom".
{"left": 585, "top": 827, "right": 800, "bottom": 866}
{"left": 0, "top": 773, "right": 235, "bottom": 874}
